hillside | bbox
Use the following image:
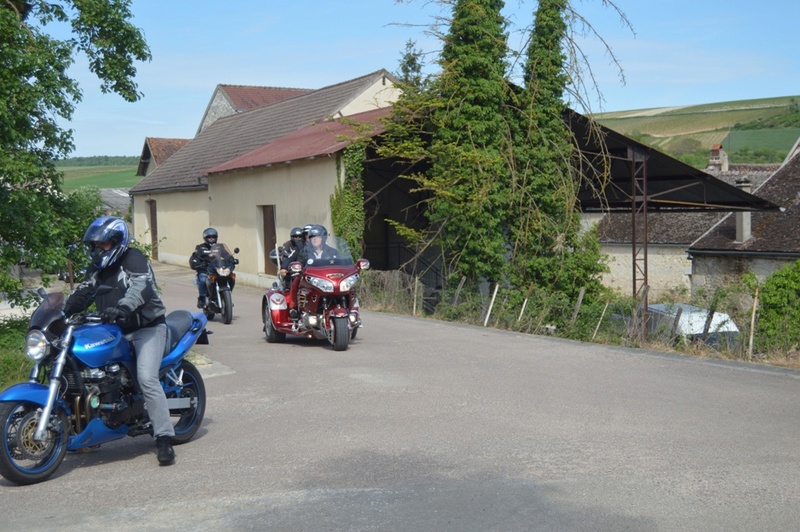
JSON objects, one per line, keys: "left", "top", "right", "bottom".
{"left": 594, "top": 95, "right": 800, "bottom": 166}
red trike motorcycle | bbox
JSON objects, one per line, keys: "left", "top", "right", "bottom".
{"left": 262, "top": 235, "right": 368, "bottom": 351}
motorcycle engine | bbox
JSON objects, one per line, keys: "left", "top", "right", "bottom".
{"left": 81, "top": 364, "right": 143, "bottom": 428}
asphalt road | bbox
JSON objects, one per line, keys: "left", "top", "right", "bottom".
{"left": 2, "top": 262, "right": 800, "bottom": 531}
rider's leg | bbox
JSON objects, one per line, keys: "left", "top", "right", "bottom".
{"left": 128, "top": 323, "right": 175, "bottom": 464}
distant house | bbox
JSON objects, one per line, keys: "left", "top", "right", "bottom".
{"left": 196, "top": 84, "right": 313, "bottom": 134}
{"left": 136, "top": 137, "right": 190, "bottom": 177}
{"left": 595, "top": 146, "right": 781, "bottom": 299}
{"left": 129, "top": 69, "right": 402, "bottom": 283}
{"left": 689, "top": 150, "right": 800, "bottom": 293}
{"left": 99, "top": 188, "right": 132, "bottom": 216}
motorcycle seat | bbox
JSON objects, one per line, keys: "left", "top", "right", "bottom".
{"left": 165, "top": 310, "right": 194, "bottom": 355}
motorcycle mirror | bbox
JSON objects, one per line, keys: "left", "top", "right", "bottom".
{"left": 234, "top": 247, "right": 240, "bottom": 254}
{"left": 357, "top": 258, "right": 370, "bottom": 271}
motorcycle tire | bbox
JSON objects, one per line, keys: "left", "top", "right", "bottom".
{"left": 0, "top": 401, "right": 70, "bottom": 485}
{"left": 221, "top": 291, "right": 233, "bottom": 324}
{"left": 332, "top": 316, "right": 349, "bottom": 351}
{"left": 165, "top": 360, "right": 206, "bottom": 444}
{"left": 264, "top": 311, "right": 285, "bottom": 343}
{"left": 351, "top": 326, "right": 359, "bottom": 340}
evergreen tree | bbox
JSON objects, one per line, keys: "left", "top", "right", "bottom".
{"left": 506, "top": 0, "right": 605, "bottom": 298}
{"left": 425, "top": 0, "right": 510, "bottom": 284}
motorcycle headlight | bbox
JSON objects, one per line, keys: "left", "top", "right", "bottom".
{"left": 25, "top": 330, "right": 50, "bottom": 363}
{"left": 307, "top": 276, "right": 334, "bottom": 292}
{"left": 339, "top": 274, "right": 360, "bottom": 292}
{"left": 216, "top": 266, "right": 231, "bottom": 276}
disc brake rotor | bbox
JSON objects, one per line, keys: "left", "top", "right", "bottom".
{"left": 16, "top": 411, "right": 55, "bottom": 461}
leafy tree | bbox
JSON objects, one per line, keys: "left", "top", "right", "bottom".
{"left": 331, "top": 144, "right": 367, "bottom": 255}
{"left": 749, "top": 261, "right": 800, "bottom": 354}
{"left": 392, "top": 0, "right": 512, "bottom": 286}
{"left": 0, "top": 1, "right": 150, "bottom": 305}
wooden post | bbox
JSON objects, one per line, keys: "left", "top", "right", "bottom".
{"left": 518, "top": 298, "right": 529, "bottom": 322}
{"left": 452, "top": 276, "right": 466, "bottom": 306}
{"left": 592, "top": 301, "right": 610, "bottom": 340}
{"left": 484, "top": 283, "right": 499, "bottom": 327}
{"left": 570, "top": 286, "right": 586, "bottom": 325}
{"left": 413, "top": 277, "right": 419, "bottom": 317}
{"left": 748, "top": 286, "right": 759, "bottom": 361}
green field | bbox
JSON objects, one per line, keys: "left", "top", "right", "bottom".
{"left": 58, "top": 166, "right": 140, "bottom": 192}
{"left": 595, "top": 95, "right": 800, "bottom": 157}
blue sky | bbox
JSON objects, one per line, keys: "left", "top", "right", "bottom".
{"left": 57, "top": 0, "right": 800, "bottom": 157}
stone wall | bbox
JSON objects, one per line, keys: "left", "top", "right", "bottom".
{"left": 690, "top": 255, "right": 794, "bottom": 295}
{"left": 602, "top": 244, "right": 691, "bottom": 300}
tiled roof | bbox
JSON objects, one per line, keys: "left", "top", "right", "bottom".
{"left": 218, "top": 85, "right": 312, "bottom": 111}
{"left": 597, "top": 211, "right": 725, "bottom": 245}
{"left": 136, "top": 137, "right": 190, "bottom": 176}
{"left": 207, "top": 107, "right": 390, "bottom": 174}
{"left": 130, "top": 69, "right": 395, "bottom": 195}
{"left": 690, "top": 152, "right": 800, "bottom": 254}
{"left": 99, "top": 188, "right": 131, "bottom": 214}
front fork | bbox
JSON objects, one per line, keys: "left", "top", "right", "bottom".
{"left": 34, "top": 325, "right": 75, "bottom": 441}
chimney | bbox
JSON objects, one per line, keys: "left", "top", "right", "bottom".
{"left": 735, "top": 178, "right": 751, "bottom": 243}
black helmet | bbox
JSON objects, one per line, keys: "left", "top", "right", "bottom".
{"left": 308, "top": 225, "right": 328, "bottom": 238}
{"left": 83, "top": 216, "right": 129, "bottom": 269}
{"left": 302, "top": 224, "right": 313, "bottom": 238}
{"left": 203, "top": 227, "right": 218, "bottom": 245}
{"left": 290, "top": 227, "right": 303, "bottom": 239}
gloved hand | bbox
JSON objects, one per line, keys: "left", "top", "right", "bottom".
{"left": 100, "top": 306, "right": 128, "bottom": 324}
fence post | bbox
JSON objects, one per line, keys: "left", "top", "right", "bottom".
{"left": 570, "top": 286, "right": 586, "bottom": 325}
{"left": 412, "top": 277, "right": 419, "bottom": 317}
{"left": 592, "top": 300, "right": 610, "bottom": 340}
{"left": 484, "top": 283, "right": 499, "bottom": 327}
{"left": 452, "top": 276, "right": 466, "bottom": 306}
{"left": 748, "top": 286, "right": 759, "bottom": 361}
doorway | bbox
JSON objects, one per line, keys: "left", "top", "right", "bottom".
{"left": 261, "top": 205, "right": 277, "bottom": 275}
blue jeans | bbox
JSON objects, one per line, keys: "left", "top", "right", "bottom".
{"left": 196, "top": 272, "right": 208, "bottom": 298}
{"left": 126, "top": 323, "right": 173, "bottom": 439}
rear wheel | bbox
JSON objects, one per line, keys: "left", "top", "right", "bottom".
{"left": 331, "top": 316, "right": 349, "bottom": 351}
{"left": 164, "top": 361, "right": 206, "bottom": 444}
{"left": 0, "top": 401, "right": 70, "bottom": 485}
{"left": 265, "top": 310, "right": 285, "bottom": 343}
{"left": 221, "top": 291, "right": 233, "bottom": 324}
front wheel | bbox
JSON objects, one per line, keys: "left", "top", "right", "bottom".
{"left": 165, "top": 361, "right": 206, "bottom": 444}
{"left": 221, "top": 290, "right": 233, "bottom": 324}
{"left": 331, "top": 316, "right": 350, "bottom": 351}
{"left": 0, "top": 401, "right": 70, "bottom": 485}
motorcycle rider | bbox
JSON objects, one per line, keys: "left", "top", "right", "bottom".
{"left": 63, "top": 216, "right": 176, "bottom": 466}
{"left": 189, "top": 227, "right": 219, "bottom": 309}
{"left": 278, "top": 227, "right": 304, "bottom": 290}
{"left": 301, "top": 225, "right": 339, "bottom": 262}
{"left": 285, "top": 225, "right": 339, "bottom": 320}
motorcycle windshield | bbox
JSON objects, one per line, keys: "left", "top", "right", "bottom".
{"left": 303, "top": 235, "right": 355, "bottom": 267}
{"left": 29, "top": 292, "right": 66, "bottom": 331}
{"left": 207, "top": 243, "right": 234, "bottom": 269}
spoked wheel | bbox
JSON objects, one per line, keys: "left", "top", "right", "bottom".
{"left": 221, "top": 291, "right": 233, "bottom": 324}
{"left": 0, "top": 401, "right": 70, "bottom": 485}
{"left": 331, "top": 316, "right": 350, "bottom": 351}
{"left": 164, "top": 361, "right": 206, "bottom": 444}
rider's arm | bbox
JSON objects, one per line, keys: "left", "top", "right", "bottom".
{"left": 116, "top": 249, "right": 159, "bottom": 314}
{"left": 63, "top": 269, "right": 99, "bottom": 315}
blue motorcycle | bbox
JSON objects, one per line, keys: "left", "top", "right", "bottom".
{"left": 0, "top": 289, "right": 209, "bottom": 485}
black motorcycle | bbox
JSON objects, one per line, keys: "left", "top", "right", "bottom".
{"left": 201, "top": 243, "right": 239, "bottom": 324}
